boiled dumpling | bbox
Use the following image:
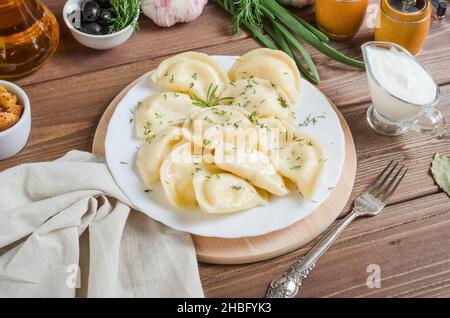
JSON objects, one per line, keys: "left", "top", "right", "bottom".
{"left": 193, "top": 171, "right": 268, "bottom": 214}
{"left": 151, "top": 52, "right": 229, "bottom": 101}
{"left": 159, "top": 142, "right": 199, "bottom": 209}
{"left": 221, "top": 77, "right": 294, "bottom": 121}
{"left": 228, "top": 48, "right": 301, "bottom": 102}
{"left": 257, "top": 117, "right": 296, "bottom": 155}
{"left": 214, "top": 143, "right": 289, "bottom": 196}
{"left": 187, "top": 105, "right": 251, "bottom": 131}
{"left": 136, "top": 127, "right": 188, "bottom": 187}
{"left": 135, "top": 92, "right": 200, "bottom": 139}
{"left": 277, "top": 135, "right": 324, "bottom": 200}
{"left": 187, "top": 105, "right": 256, "bottom": 150}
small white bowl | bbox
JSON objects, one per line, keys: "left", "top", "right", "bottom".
{"left": 63, "top": 0, "right": 136, "bottom": 50}
{"left": 0, "top": 81, "right": 31, "bottom": 160}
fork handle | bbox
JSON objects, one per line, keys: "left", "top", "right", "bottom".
{"left": 266, "top": 207, "right": 362, "bottom": 298}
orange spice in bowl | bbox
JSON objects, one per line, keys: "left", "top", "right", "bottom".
{"left": 0, "top": 85, "right": 24, "bottom": 132}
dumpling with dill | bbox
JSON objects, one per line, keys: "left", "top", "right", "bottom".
{"left": 150, "top": 52, "right": 229, "bottom": 102}
{"left": 185, "top": 105, "right": 256, "bottom": 150}
{"left": 221, "top": 77, "right": 294, "bottom": 122}
{"left": 228, "top": 48, "right": 302, "bottom": 102}
{"left": 135, "top": 92, "right": 202, "bottom": 139}
{"left": 275, "top": 134, "right": 324, "bottom": 200}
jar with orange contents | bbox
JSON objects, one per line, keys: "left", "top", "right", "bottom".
{"left": 315, "top": 0, "right": 369, "bottom": 40}
{"left": 375, "top": 0, "right": 431, "bottom": 55}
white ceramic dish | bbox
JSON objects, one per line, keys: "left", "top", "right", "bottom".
{"left": 105, "top": 55, "right": 346, "bottom": 238}
{"left": 63, "top": 0, "right": 136, "bottom": 50}
{"left": 0, "top": 80, "right": 31, "bottom": 160}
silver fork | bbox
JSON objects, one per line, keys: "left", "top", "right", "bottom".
{"left": 266, "top": 160, "right": 408, "bottom": 298}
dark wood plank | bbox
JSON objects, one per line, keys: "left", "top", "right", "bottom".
{"left": 16, "top": 1, "right": 250, "bottom": 86}
{"left": 337, "top": 84, "right": 450, "bottom": 213}
{"left": 200, "top": 193, "right": 450, "bottom": 298}
{"left": 18, "top": 0, "right": 450, "bottom": 98}
{"left": 1, "top": 0, "right": 449, "bottom": 299}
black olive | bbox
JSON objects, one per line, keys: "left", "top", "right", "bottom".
{"left": 97, "top": 9, "right": 113, "bottom": 25}
{"left": 82, "top": 1, "right": 100, "bottom": 22}
{"left": 81, "top": 21, "right": 102, "bottom": 35}
{"left": 96, "top": 0, "right": 111, "bottom": 8}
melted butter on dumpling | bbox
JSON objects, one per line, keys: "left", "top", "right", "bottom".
{"left": 151, "top": 52, "right": 229, "bottom": 101}
{"left": 193, "top": 171, "right": 268, "bottom": 214}
{"left": 136, "top": 127, "right": 188, "bottom": 187}
{"left": 221, "top": 77, "right": 294, "bottom": 121}
{"left": 276, "top": 134, "right": 324, "bottom": 200}
{"left": 228, "top": 48, "right": 301, "bottom": 102}
{"left": 135, "top": 92, "right": 200, "bottom": 139}
{"left": 214, "top": 143, "right": 289, "bottom": 196}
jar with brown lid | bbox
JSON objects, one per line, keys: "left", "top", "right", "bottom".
{"left": 375, "top": 0, "right": 431, "bottom": 55}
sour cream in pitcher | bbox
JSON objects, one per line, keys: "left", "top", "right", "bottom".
{"left": 365, "top": 45, "right": 438, "bottom": 121}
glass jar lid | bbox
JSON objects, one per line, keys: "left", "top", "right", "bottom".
{"left": 382, "top": 0, "right": 431, "bottom": 22}
{"left": 387, "top": 0, "right": 427, "bottom": 13}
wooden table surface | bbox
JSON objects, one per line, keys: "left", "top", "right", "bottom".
{"left": 2, "top": 0, "right": 450, "bottom": 298}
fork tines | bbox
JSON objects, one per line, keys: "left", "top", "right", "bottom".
{"left": 367, "top": 160, "right": 408, "bottom": 203}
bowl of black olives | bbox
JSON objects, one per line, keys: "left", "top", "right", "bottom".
{"left": 63, "top": 0, "right": 140, "bottom": 50}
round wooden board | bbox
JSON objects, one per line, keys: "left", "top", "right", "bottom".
{"left": 93, "top": 73, "right": 356, "bottom": 265}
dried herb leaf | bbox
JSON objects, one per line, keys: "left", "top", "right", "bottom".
{"left": 431, "top": 153, "right": 450, "bottom": 196}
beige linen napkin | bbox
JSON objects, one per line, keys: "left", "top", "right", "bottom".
{"left": 0, "top": 150, "right": 204, "bottom": 298}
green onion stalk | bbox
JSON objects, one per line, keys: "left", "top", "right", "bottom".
{"left": 214, "top": 0, "right": 365, "bottom": 85}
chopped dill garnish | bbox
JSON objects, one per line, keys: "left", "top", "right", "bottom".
{"left": 248, "top": 111, "right": 260, "bottom": 125}
{"left": 278, "top": 96, "right": 288, "bottom": 109}
{"left": 143, "top": 122, "right": 152, "bottom": 136}
{"left": 298, "top": 114, "right": 326, "bottom": 127}
{"left": 145, "top": 134, "right": 156, "bottom": 143}
{"left": 213, "top": 109, "right": 227, "bottom": 116}
{"left": 203, "top": 116, "right": 214, "bottom": 124}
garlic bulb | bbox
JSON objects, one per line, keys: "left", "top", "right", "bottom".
{"left": 278, "top": 0, "right": 315, "bottom": 8}
{"left": 141, "top": 0, "right": 208, "bottom": 27}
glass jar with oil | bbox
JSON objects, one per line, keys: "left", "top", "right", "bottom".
{"left": 0, "top": 0, "right": 59, "bottom": 80}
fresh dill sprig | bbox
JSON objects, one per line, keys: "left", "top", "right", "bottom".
{"left": 109, "top": 0, "right": 141, "bottom": 34}
{"left": 190, "top": 83, "right": 233, "bottom": 107}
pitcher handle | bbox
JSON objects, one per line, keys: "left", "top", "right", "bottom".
{"left": 410, "top": 108, "right": 447, "bottom": 137}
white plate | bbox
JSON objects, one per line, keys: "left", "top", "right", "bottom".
{"left": 105, "top": 55, "right": 345, "bottom": 238}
